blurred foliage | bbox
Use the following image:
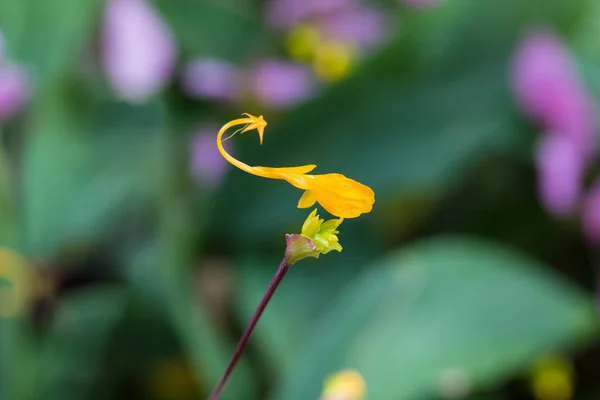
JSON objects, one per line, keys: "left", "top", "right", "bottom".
{"left": 0, "top": 0, "right": 599, "bottom": 399}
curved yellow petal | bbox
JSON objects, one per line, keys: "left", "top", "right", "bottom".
{"left": 216, "top": 114, "right": 317, "bottom": 182}
{"left": 304, "top": 173, "right": 375, "bottom": 218}
{"left": 216, "top": 114, "right": 375, "bottom": 220}
{"left": 297, "top": 190, "right": 317, "bottom": 208}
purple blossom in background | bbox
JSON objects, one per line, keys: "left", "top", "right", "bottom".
{"left": 512, "top": 29, "right": 598, "bottom": 218}
{"left": 316, "top": 5, "right": 388, "bottom": 50}
{"left": 399, "top": 0, "right": 445, "bottom": 8}
{"left": 0, "top": 67, "right": 29, "bottom": 122}
{"left": 190, "top": 125, "right": 230, "bottom": 189}
{"left": 0, "top": 29, "right": 30, "bottom": 122}
{"left": 250, "top": 60, "right": 316, "bottom": 109}
{"left": 181, "top": 58, "right": 241, "bottom": 102}
{"left": 266, "top": 0, "right": 351, "bottom": 29}
{"left": 512, "top": 29, "right": 596, "bottom": 156}
{"left": 536, "top": 132, "right": 585, "bottom": 217}
{"left": 583, "top": 180, "right": 600, "bottom": 246}
{"left": 102, "top": 0, "right": 176, "bottom": 103}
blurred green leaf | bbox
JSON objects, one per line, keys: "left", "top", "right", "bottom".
{"left": 0, "top": 137, "right": 14, "bottom": 246}
{"left": 155, "top": 0, "right": 265, "bottom": 62}
{"left": 37, "top": 285, "right": 128, "bottom": 400}
{"left": 0, "top": 0, "right": 100, "bottom": 87}
{"left": 20, "top": 89, "right": 162, "bottom": 256}
{"left": 273, "top": 236, "right": 598, "bottom": 400}
{"left": 1, "top": 285, "right": 128, "bottom": 400}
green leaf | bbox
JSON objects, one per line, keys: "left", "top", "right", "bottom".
{"left": 1, "top": 285, "right": 128, "bottom": 400}
{"left": 20, "top": 89, "right": 162, "bottom": 256}
{"left": 155, "top": 0, "right": 265, "bottom": 62}
{"left": 273, "top": 236, "right": 599, "bottom": 400}
{"left": 0, "top": 136, "right": 15, "bottom": 246}
{"left": 0, "top": 0, "right": 101, "bottom": 87}
{"left": 38, "top": 285, "right": 128, "bottom": 400}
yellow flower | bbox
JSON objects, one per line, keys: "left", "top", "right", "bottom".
{"left": 531, "top": 355, "right": 574, "bottom": 400}
{"left": 286, "top": 23, "right": 321, "bottom": 62}
{"left": 216, "top": 114, "right": 375, "bottom": 219}
{"left": 313, "top": 39, "right": 356, "bottom": 82}
{"left": 0, "top": 247, "right": 39, "bottom": 317}
{"left": 320, "top": 369, "right": 366, "bottom": 400}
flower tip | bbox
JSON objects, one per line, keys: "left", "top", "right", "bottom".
{"left": 241, "top": 113, "right": 268, "bottom": 144}
{"left": 257, "top": 125, "right": 265, "bottom": 145}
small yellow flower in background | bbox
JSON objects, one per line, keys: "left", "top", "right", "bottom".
{"left": 531, "top": 355, "right": 574, "bottom": 400}
{"left": 286, "top": 24, "right": 322, "bottom": 62}
{"left": 320, "top": 369, "right": 366, "bottom": 400}
{"left": 0, "top": 247, "right": 39, "bottom": 317}
{"left": 147, "top": 358, "right": 199, "bottom": 400}
{"left": 285, "top": 23, "right": 356, "bottom": 82}
{"left": 301, "top": 209, "right": 343, "bottom": 254}
{"left": 216, "top": 113, "right": 375, "bottom": 219}
{"left": 313, "top": 40, "right": 356, "bottom": 82}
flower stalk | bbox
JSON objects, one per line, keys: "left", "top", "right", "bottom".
{"left": 208, "top": 234, "right": 320, "bottom": 400}
{"left": 208, "top": 257, "right": 290, "bottom": 400}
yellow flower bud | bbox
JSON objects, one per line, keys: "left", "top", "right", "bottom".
{"left": 301, "top": 209, "right": 343, "bottom": 255}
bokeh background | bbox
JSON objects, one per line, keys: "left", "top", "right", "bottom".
{"left": 1, "top": 0, "right": 600, "bottom": 399}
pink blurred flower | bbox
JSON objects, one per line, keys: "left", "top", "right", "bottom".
{"left": 399, "top": 0, "right": 445, "bottom": 8}
{"left": 512, "top": 29, "right": 596, "bottom": 156}
{"left": 536, "top": 132, "right": 585, "bottom": 217}
{"left": 249, "top": 60, "right": 316, "bottom": 109}
{"left": 0, "top": 66, "right": 30, "bottom": 122}
{"left": 582, "top": 179, "right": 600, "bottom": 246}
{"left": 190, "top": 125, "right": 230, "bottom": 189}
{"left": 181, "top": 58, "right": 241, "bottom": 102}
{"left": 316, "top": 5, "right": 389, "bottom": 50}
{"left": 102, "top": 0, "right": 176, "bottom": 103}
{"left": 266, "top": 0, "right": 352, "bottom": 29}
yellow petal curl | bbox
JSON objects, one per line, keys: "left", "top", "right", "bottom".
{"left": 216, "top": 114, "right": 375, "bottom": 219}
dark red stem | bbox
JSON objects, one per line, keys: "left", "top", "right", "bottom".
{"left": 208, "top": 258, "right": 290, "bottom": 400}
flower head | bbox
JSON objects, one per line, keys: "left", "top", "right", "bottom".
{"left": 215, "top": 114, "right": 375, "bottom": 219}
{"left": 536, "top": 132, "right": 585, "bottom": 216}
{"left": 249, "top": 59, "right": 316, "bottom": 109}
{"left": 102, "top": 0, "right": 176, "bottom": 102}
{"left": 512, "top": 29, "right": 596, "bottom": 158}
{"left": 0, "top": 65, "right": 30, "bottom": 122}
